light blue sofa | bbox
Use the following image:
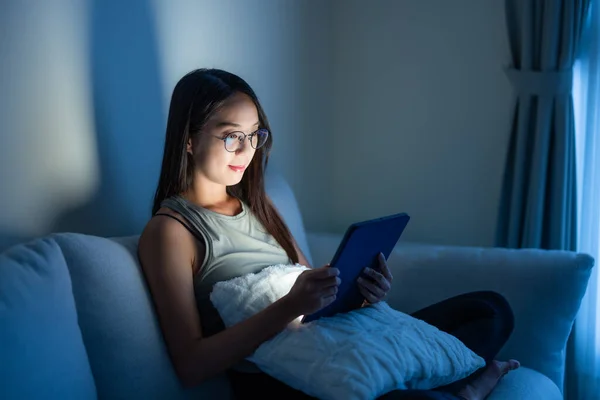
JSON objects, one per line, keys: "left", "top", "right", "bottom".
{"left": 0, "top": 172, "right": 594, "bottom": 399}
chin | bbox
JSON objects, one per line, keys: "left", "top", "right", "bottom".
{"left": 224, "top": 172, "right": 245, "bottom": 186}
{"left": 227, "top": 178, "right": 244, "bottom": 187}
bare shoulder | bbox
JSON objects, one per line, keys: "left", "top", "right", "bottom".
{"left": 138, "top": 207, "right": 204, "bottom": 273}
{"left": 136, "top": 208, "right": 207, "bottom": 381}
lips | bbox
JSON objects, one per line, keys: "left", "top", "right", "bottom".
{"left": 228, "top": 165, "right": 246, "bottom": 172}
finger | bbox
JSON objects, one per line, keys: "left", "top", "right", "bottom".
{"left": 324, "top": 276, "right": 342, "bottom": 289}
{"left": 321, "top": 285, "right": 338, "bottom": 297}
{"left": 378, "top": 253, "right": 394, "bottom": 282}
{"left": 322, "top": 294, "right": 337, "bottom": 307}
{"left": 363, "top": 268, "right": 391, "bottom": 292}
{"left": 358, "top": 284, "right": 379, "bottom": 304}
{"left": 311, "top": 275, "right": 341, "bottom": 291}
{"left": 363, "top": 267, "right": 385, "bottom": 285}
{"left": 358, "top": 277, "right": 386, "bottom": 299}
{"left": 310, "top": 265, "right": 340, "bottom": 279}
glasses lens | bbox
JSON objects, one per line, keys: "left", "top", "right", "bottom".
{"left": 224, "top": 133, "right": 239, "bottom": 152}
{"left": 251, "top": 129, "right": 269, "bottom": 149}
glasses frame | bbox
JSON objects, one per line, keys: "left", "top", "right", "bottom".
{"left": 212, "top": 128, "right": 269, "bottom": 153}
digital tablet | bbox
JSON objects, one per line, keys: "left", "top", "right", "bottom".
{"left": 301, "top": 212, "right": 410, "bottom": 324}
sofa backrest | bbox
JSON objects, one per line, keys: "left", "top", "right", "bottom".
{"left": 1, "top": 170, "right": 310, "bottom": 399}
{"left": 53, "top": 233, "right": 225, "bottom": 400}
{"left": 58, "top": 169, "right": 311, "bottom": 398}
{"left": 264, "top": 168, "right": 313, "bottom": 266}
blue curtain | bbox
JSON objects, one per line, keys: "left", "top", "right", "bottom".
{"left": 496, "top": 0, "right": 591, "bottom": 251}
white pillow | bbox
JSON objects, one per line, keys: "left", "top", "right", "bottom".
{"left": 210, "top": 264, "right": 485, "bottom": 400}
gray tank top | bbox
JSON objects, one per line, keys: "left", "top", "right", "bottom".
{"left": 159, "top": 195, "right": 291, "bottom": 372}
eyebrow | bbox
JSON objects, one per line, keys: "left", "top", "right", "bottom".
{"left": 215, "top": 121, "right": 260, "bottom": 129}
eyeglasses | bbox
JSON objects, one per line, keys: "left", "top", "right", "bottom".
{"left": 212, "top": 128, "right": 269, "bottom": 153}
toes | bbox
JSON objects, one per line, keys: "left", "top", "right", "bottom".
{"left": 508, "top": 359, "right": 520, "bottom": 370}
{"left": 489, "top": 360, "right": 504, "bottom": 377}
{"left": 491, "top": 359, "right": 520, "bottom": 378}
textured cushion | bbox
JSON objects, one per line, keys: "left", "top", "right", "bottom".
{"left": 265, "top": 168, "right": 313, "bottom": 266}
{"left": 52, "top": 233, "right": 232, "bottom": 400}
{"left": 210, "top": 264, "right": 486, "bottom": 400}
{"left": 0, "top": 238, "right": 96, "bottom": 400}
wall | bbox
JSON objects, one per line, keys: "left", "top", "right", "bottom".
{"left": 0, "top": 0, "right": 99, "bottom": 248}
{"left": 330, "top": 0, "right": 513, "bottom": 246}
{"left": 0, "top": 0, "right": 333, "bottom": 250}
{"left": 0, "top": 0, "right": 514, "bottom": 251}
{"left": 150, "top": 0, "right": 334, "bottom": 233}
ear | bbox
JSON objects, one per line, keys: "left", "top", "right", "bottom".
{"left": 187, "top": 138, "right": 193, "bottom": 155}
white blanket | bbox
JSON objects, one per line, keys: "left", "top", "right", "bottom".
{"left": 210, "top": 264, "right": 485, "bottom": 400}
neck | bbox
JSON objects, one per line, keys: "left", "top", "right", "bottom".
{"left": 184, "top": 173, "right": 230, "bottom": 208}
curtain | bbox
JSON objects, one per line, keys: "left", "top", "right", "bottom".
{"left": 496, "top": 0, "right": 591, "bottom": 251}
{"left": 570, "top": 1, "right": 600, "bottom": 398}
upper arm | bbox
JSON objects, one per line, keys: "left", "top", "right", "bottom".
{"left": 138, "top": 216, "right": 205, "bottom": 375}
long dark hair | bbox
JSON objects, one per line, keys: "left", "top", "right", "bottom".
{"left": 152, "top": 68, "right": 298, "bottom": 263}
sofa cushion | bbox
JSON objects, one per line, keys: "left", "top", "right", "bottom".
{"left": 265, "top": 168, "right": 313, "bottom": 266}
{"left": 487, "top": 367, "right": 561, "bottom": 400}
{"left": 52, "top": 233, "right": 232, "bottom": 400}
{"left": 384, "top": 242, "right": 593, "bottom": 393}
{"left": 0, "top": 238, "right": 97, "bottom": 399}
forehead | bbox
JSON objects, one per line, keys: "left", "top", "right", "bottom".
{"left": 205, "top": 92, "right": 259, "bottom": 129}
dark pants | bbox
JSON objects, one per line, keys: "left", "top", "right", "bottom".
{"left": 228, "top": 291, "right": 515, "bottom": 400}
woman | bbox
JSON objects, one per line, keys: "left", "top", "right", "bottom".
{"left": 138, "top": 68, "right": 519, "bottom": 400}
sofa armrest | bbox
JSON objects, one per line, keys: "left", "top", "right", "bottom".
{"left": 305, "top": 231, "right": 594, "bottom": 393}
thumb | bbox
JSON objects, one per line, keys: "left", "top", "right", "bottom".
{"left": 311, "top": 264, "right": 339, "bottom": 279}
{"left": 307, "top": 264, "right": 330, "bottom": 272}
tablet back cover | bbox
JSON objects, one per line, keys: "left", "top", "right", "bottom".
{"left": 301, "top": 213, "right": 410, "bottom": 323}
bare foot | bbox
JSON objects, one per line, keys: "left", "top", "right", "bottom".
{"left": 457, "top": 359, "right": 520, "bottom": 400}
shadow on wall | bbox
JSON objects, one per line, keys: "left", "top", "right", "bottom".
{"left": 53, "top": 0, "right": 166, "bottom": 238}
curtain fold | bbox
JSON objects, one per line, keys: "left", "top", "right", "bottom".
{"left": 499, "top": 1, "right": 598, "bottom": 398}
{"left": 496, "top": 0, "right": 590, "bottom": 251}
{"left": 570, "top": 1, "right": 600, "bottom": 398}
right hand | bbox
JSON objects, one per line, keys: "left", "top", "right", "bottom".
{"left": 284, "top": 265, "right": 341, "bottom": 317}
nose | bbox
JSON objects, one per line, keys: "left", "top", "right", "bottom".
{"left": 235, "top": 135, "right": 254, "bottom": 155}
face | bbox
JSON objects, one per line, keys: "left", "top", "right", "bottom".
{"left": 187, "top": 92, "right": 260, "bottom": 187}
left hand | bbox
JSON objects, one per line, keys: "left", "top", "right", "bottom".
{"left": 357, "top": 252, "right": 393, "bottom": 305}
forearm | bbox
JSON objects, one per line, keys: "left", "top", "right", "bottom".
{"left": 180, "top": 295, "right": 298, "bottom": 386}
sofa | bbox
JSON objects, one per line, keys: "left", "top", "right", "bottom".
{"left": 0, "top": 171, "right": 594, "bottom": 400}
